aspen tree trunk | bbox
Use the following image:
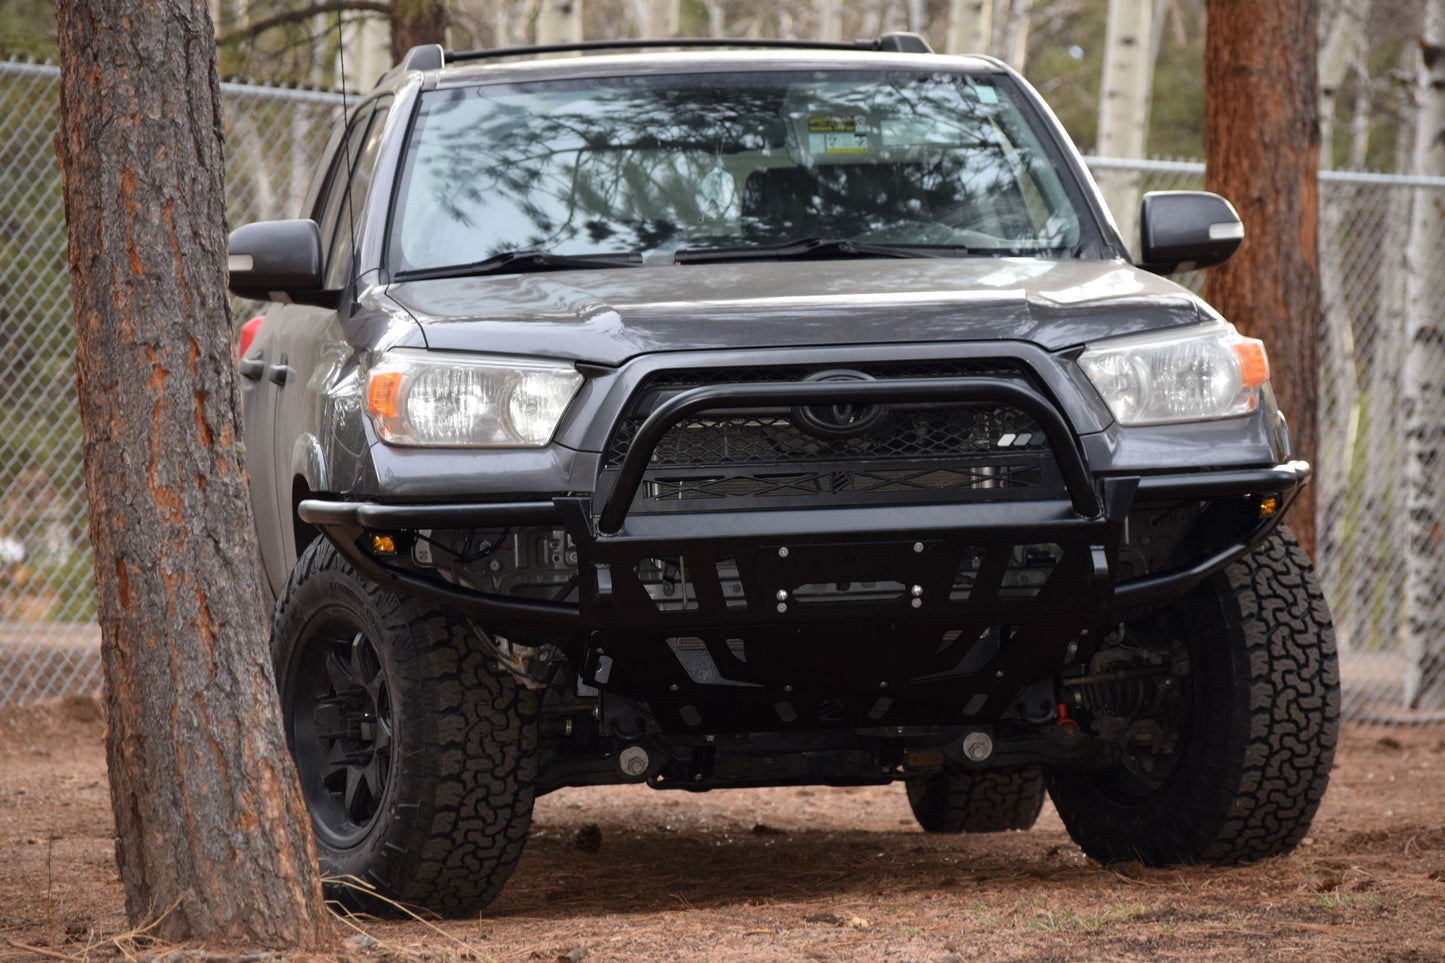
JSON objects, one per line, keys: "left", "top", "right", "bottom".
{"left": 54, "top": 0, "right": 331, "bottom": 946}
{"left": 537, "top": 0, "right": 585, "bottom": 43}
{"left": 819, "top": 0, "right": 844, "bottom": 42}
{"left": 996, "top": 0, "right": 1032, "bottom": 71}
{"left": 1204, "top": 0, "right": 1322, "bottom": 559}
{"left": 906, "top": 0, "right": 927, "bottom": 33}
{"left": 1346, "top": 66, "right": 1373, "bottom": 169}
{"left": 1314, "top": 0, "right": 1370, "bottom": 663}
{"left": 1096, "top": 0, "right": 1156, "bottom": 249}
{"left": 1318, "top": 0, "right": 1369, "bottom": 169}
{"left": 1404, "top": 0, "right": 1445, "bottom": 708}
{"left": 946, "top": 0, "right": 992, "bottom": 54}
{"left": 647, "top": 0, "right": 682, "bottom": 37}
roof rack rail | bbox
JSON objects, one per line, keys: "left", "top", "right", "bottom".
{"left": 434, "top": 31, "right": 934, "bottom": 65}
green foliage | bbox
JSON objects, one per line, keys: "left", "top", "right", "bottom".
{"left": 1314, "top": 890, "right": 1384, "bottom": 911}
{"left": 0, "top": 0, "right": 56, "bottom": 60}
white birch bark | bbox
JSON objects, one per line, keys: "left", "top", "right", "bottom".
{"left": 536, "top": 0, "right": 584, "bottom": 43}
{"left": 998, "top": 0, "right": 1032, "bottom": 71}
{"left": 819, "top": 0, "right": 844, "bottom": 42}
{"left": 1346, "top": 62, "right": 1372, "bottom": 169}
{"left": 946, "top": 0, "right": 992, "bottom": 55}
{"left": 906, "top": 0, "right": 927, "bottom": 33}
{"left": 1404, "top": 0, "right": 1445, "bottom": 708}
{"left": 859, "top": 0, "right": 883, "bottom": 39}
{"left": 646, "top": 0, "right": 682, "bottom": 37}
{"left": 708, "top": 2, "right": 725, "bottom": 37}
{"left": 1094, "top": 0, "right": 1154, "bottom": 250}
{"left": 1315, "top": 1, "right": 1370, "bottom": 629}
{"left": 352, "top": 13, "right": 391, "bottom": 88}
{"left": 1319, "top": 0, "right": 1369, "bottom": 169}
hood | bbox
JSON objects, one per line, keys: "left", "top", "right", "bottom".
{"left": 386, "top": 258, "right": 1206, "bottom": 366}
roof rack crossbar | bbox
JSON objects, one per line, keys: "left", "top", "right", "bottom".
{"left": 439, "top": 33, "right": 934, "bottom": 65}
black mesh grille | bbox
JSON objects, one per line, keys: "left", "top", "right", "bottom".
{"left": 644, "top": 461, "right": 1048, "bottom": 501}
{"left": 633, "top": 407, "right": 1045, "bottom": 468}
{"left": 603, "top": 359, "right": 1065, "bottom": 512}
{"left": 606, "top": 359, "right": 1043, "bottom": 467}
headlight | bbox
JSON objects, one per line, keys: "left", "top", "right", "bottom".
{"left": 365, "top": 351, "right": 583, "bottom": 447}
{"left": 1077, "top": 323, "right": 1269, "bottom": 426}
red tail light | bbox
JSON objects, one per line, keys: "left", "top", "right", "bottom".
{"left": 238, "top": 316, "right": 263, "bottom": 359}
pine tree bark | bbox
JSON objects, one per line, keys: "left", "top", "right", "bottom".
{"left": 1204, "top": 0, "right": 1322, "bottom": 559}
{"left": 54, "top": 0, "right": 331, "bottom": 946}
{"left": 391, "top": 0, "right": 447, "bottom": 60}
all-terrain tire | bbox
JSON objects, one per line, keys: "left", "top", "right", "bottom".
{"left": 905, "top": 764, "right": 1046, "bottom": 833}
{"left": 1048, "top": 525, "right": 1339, "bottom": 866}
{"left": 271, "top": 539, "right": 538, "bottom": 918}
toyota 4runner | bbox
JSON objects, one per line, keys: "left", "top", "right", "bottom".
{"left": 229, "top": 33, "right": 1339, "bottom": 917}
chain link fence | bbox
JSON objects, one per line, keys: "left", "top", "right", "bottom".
{"left": 0, "top": 60, "right": 344, "bottom": 704}
{"left": 3, "top": 61, "right": 1444, "bottom": 725}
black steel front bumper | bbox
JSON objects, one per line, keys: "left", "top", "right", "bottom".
{"left": 298, "top": 373, "right": 1308, "bottom": 630}
{"left": 296, "top": 375, "right": 1308, "bottom": 730}
{"left": 298, "top": 461, "right": 1309, "bottom": 629}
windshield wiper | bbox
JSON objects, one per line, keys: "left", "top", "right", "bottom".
{"left": 673, "top": 236, "right": 969, "bottom": 264}
{"left": 394, "top": 249, "right": 643, "bottom": 281}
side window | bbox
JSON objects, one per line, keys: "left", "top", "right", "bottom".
{"left": 323, "top": 102, "right": 392, "bottom": 291}
{"left": 311, "top": 107, "right": 372, "bottom": 276}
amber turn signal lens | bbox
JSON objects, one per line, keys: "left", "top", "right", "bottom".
{"left": 367, "top": 371, "right": 404, "bottom": 420}
{"left": 1233, "top": 339, "right": 1270, "bottom": 388}
{"left": 1259, "top": 496, "right": 1279, "bottom": 518}
{"left": 370, "top": 534, "right": 397, "bottom": 555}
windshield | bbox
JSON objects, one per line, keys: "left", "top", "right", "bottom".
{"left": 390, "top": 69, "right": 1091, "bottom": 274}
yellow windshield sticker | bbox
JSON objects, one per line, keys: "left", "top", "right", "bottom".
{"left": 808, "top": 115, "right": 870, "bottom": 154}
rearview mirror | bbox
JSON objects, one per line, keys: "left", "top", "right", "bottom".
{"left": 227, "top": 219, "right": 334, "bottom": 307}
{"left": 1138, "top": 191, "right": 1244, "bottom": 275}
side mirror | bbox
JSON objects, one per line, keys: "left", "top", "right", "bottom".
{"left": 227, "top": 219, "right": 334, "bottom": 307}
{"left": 1138, "top": 191, "right": 1244, "bottom": 275}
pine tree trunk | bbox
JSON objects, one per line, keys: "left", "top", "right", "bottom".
{"left": 1404, "top": 0, "right": 1445, "bottom": 708}
{"left": 391, "top": 0, "right": 447, "bottom": 60}
{"left": 1203, "top": 0, "right": 1322, "bottom": 559}
{"left": 54, "top": 0, "right": 331, "bottom": 946}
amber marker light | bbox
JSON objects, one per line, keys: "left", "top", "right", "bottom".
{"left": 1259, "top": 496, "right": 1279, "bottom": 518}
{"left": 371, "top": 534, "right": 397, "bottom": 555}
{"left": 1233, "top": 338, "right": 1270, "bottom": 388}
{"left": 368, "top": 371, "right": 404, "bottom": 420}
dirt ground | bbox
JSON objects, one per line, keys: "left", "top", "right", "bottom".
{"left": 0, "top": 696, "right": 1442, "bottom": 962}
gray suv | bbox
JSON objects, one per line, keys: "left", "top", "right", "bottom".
{"left": 229, "top": 33, "right": 1338, "bottom": 918}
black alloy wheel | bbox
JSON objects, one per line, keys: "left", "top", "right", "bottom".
{"left": 288, "top": 623, "right": 395, "bottom": 847}
{"left": 271, "top": 538, "right": 538, "bottom": 918}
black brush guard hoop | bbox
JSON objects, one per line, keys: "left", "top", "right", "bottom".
{"left": 597, "top": 377, "right": 1100, "bottom": 535}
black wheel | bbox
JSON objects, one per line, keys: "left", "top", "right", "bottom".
{"left": 1048, "top": 525, "right": 1339, "bottom": 866}
{"left": 272, "top": 539, "right": 537, "bottom": 917}
{"left": 905, "top": 764, "right": 1046, "bottom": 833}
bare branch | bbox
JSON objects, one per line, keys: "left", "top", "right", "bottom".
{"left": 217, "top": 1, "right": 392, "bottom": 46}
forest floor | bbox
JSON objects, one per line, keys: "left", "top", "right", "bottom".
{"left": 0, "top": 696, "right": 1443, "bottom": 962}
